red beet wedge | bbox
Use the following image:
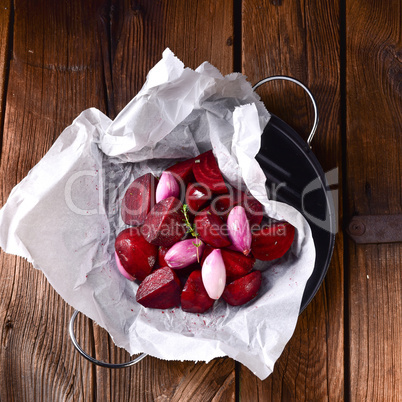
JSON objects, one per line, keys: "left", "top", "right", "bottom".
{"left": 115, "top": 228, "right": 158, "bottom": 281}
{"left": 121, "top": 173, "right": 157, "bottom": 226}
{"left": 221, "top": 248, "right": 255, "bottom": 283}
{"left": 136, "top": 267, "right": 181, "bottom": 309}
{"left": 212, "top": 189, "right": 264, "bottom": 228}
{"left": 181, "top": 270, "right": 215, "bottom": 313}
{"left": 222, "top": 271, "right": 262, "bottom": 306}
{"left": 186, "top": 183, "right": 211, "bottom": 213}
{"left": 166, "top": 157, "right": 196, "bottom": 184}
{"left": 201, "top": 245, "right": 256, "bottom": 283}
{"left": 142, "top": 197, "right": 187, "bottom": 247}
{"left": 194, "top": 206, "right": 231, "bottom": 248}
{"left": 174, "top": 262, "right": 201, "bottom": 282}
{"left": 157, "top": 246, "right": 170, "bottom": 267}
{"left": 241, "top": 194, "right": 264, "bottom": 227}
{"left": 192, "top": 150, "right": 228, "bottom": 194}
{"left": 211, "top": 186, "right": 245, "bottom": 218}
{"left": 251, "top": 222, "right": 295, "bottom": 261}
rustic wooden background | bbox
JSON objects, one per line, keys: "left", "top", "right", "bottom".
{"left": 0, "top": 0, "right": 400, "bottom": 400}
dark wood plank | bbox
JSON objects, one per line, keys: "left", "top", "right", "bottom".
{"left": 240, "top": 0, "right": 344, "bottom": 400}
{"left": 163, "top": 0, "right": 234, "bottom": 76}
{"left": 0, "top": 0, "right": 108, "bottom": 400}
{"left": 73, "top": 316, "right": 235, "bottom": 401}
{"left": 346, "top": 0, "right": 402, "bottom": 399}
{"left": 108, "top": 0, "right": 234, "bottom": 117}
{"left": 0, "top": 0, "right": 11, "bottom": 131}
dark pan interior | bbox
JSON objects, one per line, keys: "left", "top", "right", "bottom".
{"left": 256, "top": 115, "right": 336, "bottom": 313}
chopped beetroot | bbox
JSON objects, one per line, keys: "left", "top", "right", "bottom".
{"left": 181, "top": 270, "right": 215, "bottom": 313}
{"left": 115, "top": 228, "right": 158, "bottom": 281}
{"left": 251, "top": 222, "right": 295, "bottom": 260}
{"left": 142, "top": 197, "right": 187, "bottom": 247}
{"left": 201, "top": 245, "right": 255, "bottom": 283}
{"left": 136, "top": 267, "right": 181, "bottom": 309}
{"left": 194, "top": 206, "right": 231, "bottom": 248}
{"left": 186, "top": 183, "right": 211, "bottom": 213}
{"left": 121, "top": 173, "right": 158, "bottom": 226}
{"left": 192, "top": 150, "right": 228, "bottom": 194}
{"left": 166, "top": 157, "right": 196, "bottom": 184}
{"left": 157, "top": 246, "right": 170, "bottom": 267}
{"left": 222, "top": 271, "right": 262, "bottom": 306}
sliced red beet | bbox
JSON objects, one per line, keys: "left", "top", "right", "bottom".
{"left": 251, "top": 221, "right": 295, "bottom": 261}
{"left": 157, "top": 246, "right": 170, "bottom": 267}
{"left": 201, "top": 245, "right": 255, "bottom": 283}
{"left": 200, "top": 244, "right": 214, "bottom": 265}
{"left": 121, "top": 173, "right": 157, "bottom": 226}
{"left": 211, "top": 187, "right": 246, "bottom": 218}
{"left": 165, "top": 157, "right": 196, "bottom": 185}
{"left": 212, "top": 190, "right": 264, "bottom": 227}
{"left": 194, "top": 206, "right": 231, "bottom": 248}
{"left": 221, "top": 249, "right": 255, "bottom": 283}
{"left": 115, "top": 228, "right": 158, "bottom": 281}
{"left": 186, "top": 183, "right": 211, "bottom": 213}
{"left": 136, "top": 267, "right": 181, "bottom": 309}
{"left": 142, "top": 197, "right": 187, "bottom": 247}
{"left": 192, "top": 150, "right": 228, "bottom": 194}
{"left": 222, "top": 271, "right": 262, "bottom": 306}
{"left": 212, "top": 189, "right": 264, "bottom": 228}
{"left": 175, "top": 262, "right": 202, "bottom": 287}
{"left": 181, "top": 270, "right": 215, "bottom": 313}
{"left": 241, "top": 194, "right": 264, "bottom": 227}
{"left": 175, "top": 262, "right": 201, "bottom": 277}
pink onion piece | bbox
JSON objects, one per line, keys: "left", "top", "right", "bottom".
{"left": 201, "top": 249, "right": 226, "bottom": 300}
{"left": 227, "top": 206, "right": 252, "bottom": 255}
{"left": 114, "top": 251, "right": 135, "bottom": 281}
{"left": 165, "top": 238, "right": 205, "bottom": 269}
{"left": 156, "top": 172, "right": 180, "bottom": 203}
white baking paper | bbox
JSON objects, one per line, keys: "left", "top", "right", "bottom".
{"left": 0, "top": 48, "right": 315, "bottom": 380}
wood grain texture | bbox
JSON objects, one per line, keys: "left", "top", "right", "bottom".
{"left": 240, "top": 0, "right": 343, "bottom": 400}
{"left": 0, "top": 0, "right": 11, "bottom": 134}
{"left": 348, "top": 244, "right": 402, "bottom": 401}
{"left": 346, "top": 0, "right": 402, "bottom": 400}
{"left": 75, "top": 319, "right": 235, "bottom": 402}
{"left": 163, "top": 0, "right": 234, "bottom": 76}
{"left": 107, "top": 0, "right": 234, "bottom": 116}
{"left": 346, "top": 1, "right": 401, "bottom": 217}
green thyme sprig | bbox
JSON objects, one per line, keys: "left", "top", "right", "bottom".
{"left": 182, "top": 204, "right": 202, "bottom": 262}
{"left": 182, "top": 204, "right": 199, "bottom": 238}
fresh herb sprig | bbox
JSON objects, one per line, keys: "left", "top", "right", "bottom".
{"left": 182, "top": 204, "right": 202, "bottom": 262}
{"left": 182, "top": 204, "right": 198, "bottom": 238}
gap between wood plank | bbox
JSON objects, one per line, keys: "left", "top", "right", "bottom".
{"left": 339, "top": 0, "right": 350, "bottom": 399}
{"left": 98, "top": 0, "right": 115, "bottom": 119}
{"left": 0, "top": 0, "right": 13, "bottom": 162}
{"left": 233, "top": 0, "right": 242, "bottom": 74}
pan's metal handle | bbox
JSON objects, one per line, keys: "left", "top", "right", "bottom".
{"left": 252, "top": 76, "right": 319, "bottom": 147}
{"left": 69, "top": 310, "right": 147, "bottom": 368}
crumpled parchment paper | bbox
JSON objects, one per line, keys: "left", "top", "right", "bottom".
{"left": 0, "top": 49, "right": 315, "bottom": 380}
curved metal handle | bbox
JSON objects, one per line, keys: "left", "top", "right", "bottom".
{"left": 253, "top": 76, "right": 319, "bottom": 147}
{"left": 69, "top": 310, "right": 147, "bottom": 368}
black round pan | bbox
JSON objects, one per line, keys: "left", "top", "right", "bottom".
{"left": 254, "top": 77, "right": 336, "bottom": 313}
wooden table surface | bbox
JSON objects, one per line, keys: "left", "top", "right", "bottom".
{"left": 0, "top": 1, "right": 400, "bottom": 400}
